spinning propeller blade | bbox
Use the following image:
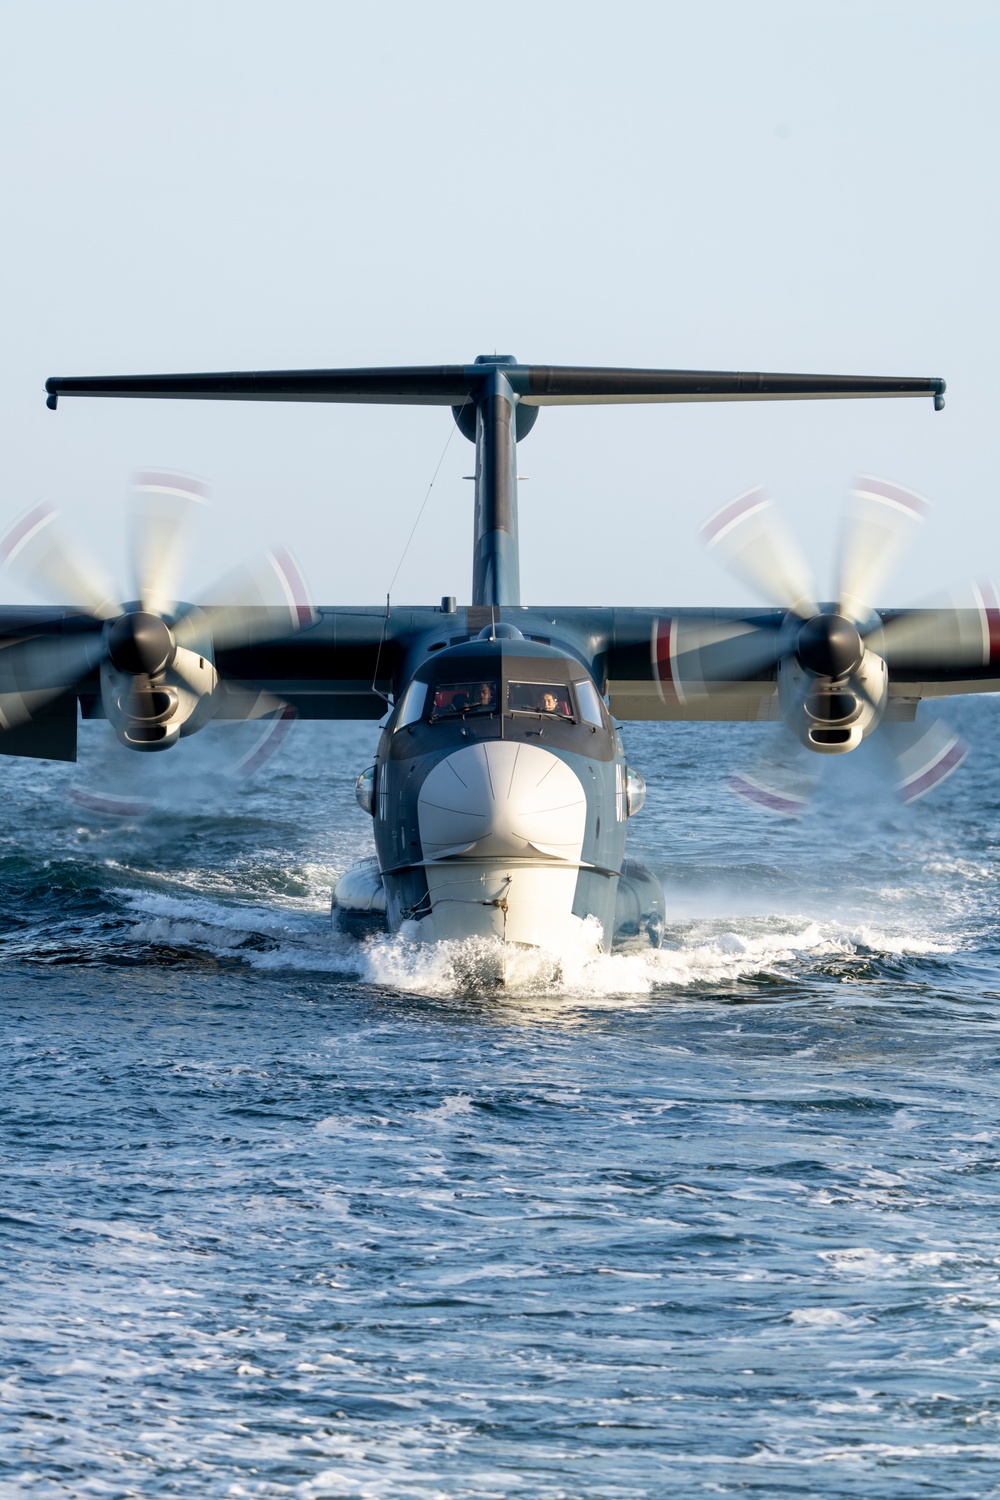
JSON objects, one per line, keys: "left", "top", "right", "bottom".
{"left": 700, "top": 488, "right": 818, "bottom": 618}
{"left": 728, "top": 763, "right": 816, "bottom": 817}
{"left": 173, "top": 546, "right": 315, "bottom": 652}
{"left": 837, "top": 476, "right": 929, "bottom": 626}
{"left": 882, "top": 719, "right": 969, "bottom": 804}
{"left": 727, "top": 716, "right": 968, "bottom": 818}
{"left": 875, "top": 578, "right": 1000, "bottom": 671}
{"left": 655, "top": 615, "right": 783, "bottom": 702}
{"left": 0, "top": 634, "right": 104, "bottom": 729}
{"left": 130, "top": 471, "right": 207, "bottom": 618}
{"left": 0, "top": 504, "right": 121, "bottom": 619}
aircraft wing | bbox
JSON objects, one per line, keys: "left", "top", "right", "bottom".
{"left": 211, "top": 605, "right": 428, "bottom": 719}
{"left": 0, "top": 601, "right": 995, "bottom": 764}
{"left": 598, "top": 608, "right": 785, "bottom": 721}
{"left": 596, "top": 604, "right": 1000, "bottom": 720}
{"left": 212, "top": 600, "right": 1000, "bottom": 724}
{"left": 216, "top": 599, "right": 1000, "bottom": 723}
{"left": 0, "top": 605, "right": 442, "bottom": 761}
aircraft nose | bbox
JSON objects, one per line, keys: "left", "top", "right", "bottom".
{"left": 417, "top": 741, "right": 587, "bottom": 860}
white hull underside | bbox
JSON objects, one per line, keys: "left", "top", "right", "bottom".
{"left": 415, "top": 858, "right": 598, "bottom": 951}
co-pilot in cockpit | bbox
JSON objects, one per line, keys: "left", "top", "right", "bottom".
{"left": 507, "top": 681, "right": 573, "bottom": 718}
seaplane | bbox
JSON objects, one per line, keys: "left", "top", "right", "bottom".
{"left": 3, "top": 356, "right": 993, "bottom": 959}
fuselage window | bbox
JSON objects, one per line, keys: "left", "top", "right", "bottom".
{"left": 430, "top": 679, "right": 498, "bottom": 718}
{"left": 507, "top": 681, "right": 574, "bottom": 718}
{"left": 573, "top": 678, "right": 606, "bottom": 727}
{"left": 396, "top": 678, "right": 428, "bottom": 729}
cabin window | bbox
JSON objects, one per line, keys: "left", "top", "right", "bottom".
{"left": 507, "top": 681, "right": 574, "bottom": 718}
{"left": 573, "top": 678, "right": 606, "bottom": 727}
{"left": 430, "top": 679, "right": 499, "bottom": 718}
{"left": 396, "top": 679, "right": 428, "bottom": 729}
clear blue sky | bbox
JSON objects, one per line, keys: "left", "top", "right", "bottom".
{"left": 1, "top": 1, "right": 996, "bottom": 610}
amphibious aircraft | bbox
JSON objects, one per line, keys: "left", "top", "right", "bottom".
{"left": 3, "top": 356, "right": 993, "bottom": 956}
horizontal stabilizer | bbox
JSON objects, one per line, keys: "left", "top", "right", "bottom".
{"left": 45, "top": 361, "right": 946, "bottom": 410}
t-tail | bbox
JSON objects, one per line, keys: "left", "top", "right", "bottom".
{"left": 44, "top": 358, "right": 945, "bottom": 609}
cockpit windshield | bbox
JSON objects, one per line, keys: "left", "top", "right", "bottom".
{"left": 507, "top": 681, "right": 575, "bottom": 719}
{"left": 429, "top": 679, "right": 499, "bottom": 719}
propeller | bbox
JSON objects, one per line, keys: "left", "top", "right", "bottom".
{"left": 66, "top": 698, "right": 299, "bottom": 819}
{"left": 0, "top": 472, "right": 313, "bottom": 755}
{"left": 697, "top": 477, "right": 970, "bottom": 810}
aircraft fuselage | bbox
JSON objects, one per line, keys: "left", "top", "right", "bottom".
{"left": 369, "top": 630, "right": 645, "bottom": 952}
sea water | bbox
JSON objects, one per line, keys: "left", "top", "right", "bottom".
{"left": 4, "top": 704, "right": 1000, "bottom": 1498}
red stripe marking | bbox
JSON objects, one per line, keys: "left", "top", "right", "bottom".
{"left": 979, "top": 580, "right": 1000, "bottom": 666}
{"left": 728, "top": 774, "right": 807, "bottom": 816}
{"left": 700, "top": 487, "right": 768, "bottom": 546}
{"left": 653, "top": 617, "right": 678, "bottom": 699}
{"left": 854, "top": 475, "right": 930, "bottom": 518}
{"left": 0, "top": 503, "right": 53, "bottom": 564}
{"left": 234, "top": 705, "right": 296, "bottom": 779}
{"left": 900, "top": 738, "right": 967, "bottom": 804}
{"left": 135, "top": 471, "right": 211, "bottom": 499}
{"left": 272, "top": 547, "right": 314, "bottom": 629}
{"left": 68, "top": 788, "right": 147, "bottom": 818}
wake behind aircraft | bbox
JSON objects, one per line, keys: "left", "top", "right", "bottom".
{"left": 4, "top": 355, "right": 993, "bottom": 961}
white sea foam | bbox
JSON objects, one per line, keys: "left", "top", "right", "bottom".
{"left": 819, "top": 1247, "right": 901, "bottom": 1278}
{"left": 108, "top": 860, "right": 960, "bottom": 997}
{"left": 357, "top": 910, "right": 954, "bottom": 999}
{"left": 120, "top": 886, "right": 362, "bottom": 974}
{"left": 425, "top": 1094, "right": 474, "bottom": 1123}
{"left": 68, "top": 1219, "right": 161, "bottom": 1244}
{"left": 787, "top": 1307, "right": 867, "bottom": 1328}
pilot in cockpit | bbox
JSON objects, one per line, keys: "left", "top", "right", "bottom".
{"left": 442, "top": 680, "right": 496, "bottom": 715}
{"left": 539, "top": 687, "right": 570, "bottom": 716}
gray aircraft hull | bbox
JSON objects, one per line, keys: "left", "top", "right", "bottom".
{"left": 334, "top": 632, "right": 662, "bottom": 956}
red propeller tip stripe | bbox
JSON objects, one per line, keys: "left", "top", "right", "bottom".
{"left": 0, "top": 503, "right": 56, "bottom": 566}
{"left": 898, "top": 735, "right": 968, "bottom": 804}
{"left": 852, "top": 475, "right": 930, "bottom": 520}
{"left": 134, "top": 471, "right": 211, "bottom": 501}
{"left": 271, "top": 547, "right": 315, "bottom": 629}
{"left": 973, "top": 580, "right": 1000, "bottom": 667}
{"left": 231, "top": 705, "right": 296, "bottom": 779}
{"left": 728, "top": 773, "right": 809, "bottom": 817}
{"left": 700, "top": 488, "right": 770, "bottom": 548}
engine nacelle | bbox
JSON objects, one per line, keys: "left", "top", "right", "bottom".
{"left": 778, "top": 647, "right": 887, "bottom": 755}
{"left": 101, "top": 644, "right": 219, "bottom": 751}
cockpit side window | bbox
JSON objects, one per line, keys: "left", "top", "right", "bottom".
{"left": 430, "top": 679, "right": 499, "bottom": 719}
{"left": 507, "top": 681, "right": 574, "bottom": 718}
{"left": 573, "top": 678, "right": 607, "bottom": 727}
{"left": 395, "top": 678, "right": 428, "bottom": 728}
